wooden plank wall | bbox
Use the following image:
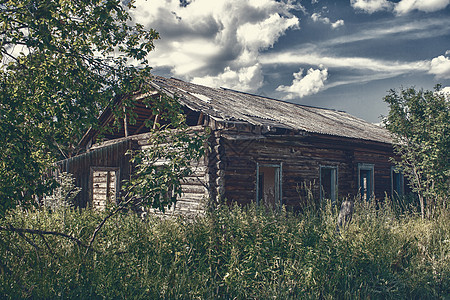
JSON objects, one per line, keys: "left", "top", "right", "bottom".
{"left": 58, "top": 128, "right": 209, "bottom": 215}
{"left": 91, "top": 169, "right": 118, "bottom": 211}
{"left": 129, "top": 128, "right": 209, "bottom": 216}
{"left": 57, "top": 122, "right": 396, "bottom": 215}
{"left": 217, "top": 130, "right": 396, "bottom": 209}
{"left": 57, "top": 140, "right": 133, "bottom": 208}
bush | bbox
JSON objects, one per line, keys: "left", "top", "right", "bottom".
{"left": 0, "top": 200, "right": 448, "bottom": 298}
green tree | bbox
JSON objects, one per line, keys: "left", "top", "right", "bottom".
{"left": 0, "top": 0, "right": 158, "bottom": 212}
{"left": 383, "top": 86, "right": 449, "bottom": 218}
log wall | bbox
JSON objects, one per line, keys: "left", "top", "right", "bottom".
{"left": 216, "top": 130, "right": 396, "bottom": 209}
{"left": 58, "top": 122, "right": 398, "bottom": 215}
{"left": 58, "top": 127, "right": 209, "bottom": 215}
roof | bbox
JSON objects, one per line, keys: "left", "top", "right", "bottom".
{"left": 149, "top": 76, "right": 392, "bottom": 144}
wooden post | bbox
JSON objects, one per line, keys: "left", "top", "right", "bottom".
{"left": 153, "top": 113, "right": 160, "bottom": 129}
{"left": 123, "top": 106, "right": 128, "bottom": 137}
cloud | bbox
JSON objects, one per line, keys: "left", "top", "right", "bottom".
{"left": 132, "top": 0, "right": 300, "bottom": 92}
{"left": 237, "top": 13, "right": 299, "bottom": 52}
{"left": 395, "top": 0, "right": 450, "bottom": 14}
{"left": 261, "top": 52, "right": 429, "bottom": 74}
{"left": 429, "top": 53, "right": 450, "bottom": 79}
{"left": 276, "top": 66, "right": 328, "bottom": 99}
{"left": 350, "top": 0, "right": 450, "bottom": 14}
{"left": 350, "top": 0, "right": 393, "bottom": 14}
{"left": 323, "top": 17, "right": 450, "bottom": 46}
{"left": 192, "top": 64, "right": 264, "bottom": 92}
{"left": 441, "top": 86, "right": 450, "bottom": 99}
{"left": 311, "top": 13, "right": 344, "bottom": 29}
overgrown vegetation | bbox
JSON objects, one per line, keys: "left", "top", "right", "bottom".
{"left": 1, "top": 200, "right": 448, "bottom": 299}
{"left": 0, "top": 0, "right": 159, "bottom": 213}
{"left": 383, "top": 86, "right": 449, "bottom": 218}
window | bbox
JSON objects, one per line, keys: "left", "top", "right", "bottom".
{"left": 391, "top": 167, "right": 404, "bottom": 197}
{"left": 320, "top": 166, "right": 338, "bottom": 202}
{"left": 91, "top": 167, "right": 119, "bottom": 210}
{"left": 358, "top": 163, "right": 374, "bottom": 201}
{"left": 256, "top": 163, "right": 282, "bottom": 209}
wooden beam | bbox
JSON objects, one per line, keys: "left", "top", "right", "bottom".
{"left": 123, "top": 106, "right": 128, "bottom": 137}
{"left": 197, "top": 112, "right": 204, "bottom": 125}
{"left": 153, "top": 114, "right": 160, "bottom": 130}
{"left": 133, "top": 114, "right": 154, "bottom": 135}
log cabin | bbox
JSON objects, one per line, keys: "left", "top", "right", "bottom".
{"left": 57, "top": 75, "right": 406, "bottom": 215}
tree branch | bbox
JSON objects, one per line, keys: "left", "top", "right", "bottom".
{"left": 0, "top": 224, "right": 92, "bottom": 251}
{"left": 84, "top": 190, "right": 139, "bottom": 256}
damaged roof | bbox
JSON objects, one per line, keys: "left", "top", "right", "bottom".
{"left": 150, "top": 75, "right": 392, "bottom": 144}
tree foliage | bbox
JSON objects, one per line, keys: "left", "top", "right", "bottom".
{"left": 0, "top": 0, "right": 159, "bottom": 212}
{"left": 383, "top": 86, "right": 450, "bottom": 217}
{"left": 125, "top": 120, "right": 207, "bottom": 212}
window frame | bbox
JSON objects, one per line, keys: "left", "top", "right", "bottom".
{"left": 256, "top": 162, "right": 283, "bottom": 208}
{"left": 357, "top": 163, "right": 374, "bottom": 200}
{"left": 319, "top": 165, "right": 338, "bottom": 203}
{"left": 391, "top": 166, "right": 404, "bottom": 197}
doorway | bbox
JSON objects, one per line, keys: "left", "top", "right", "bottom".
{"left": 256, "top": 163, "right": 282, "bottom": 209}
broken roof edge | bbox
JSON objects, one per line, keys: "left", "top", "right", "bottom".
{"left": 216, "top": 120, "right": 392, "bottom": 146}
{"left": 78, "top": 88, "right": 162, "bottom": 150}
{"left": 77, "top": 75, "right": 393, "bottom": 151}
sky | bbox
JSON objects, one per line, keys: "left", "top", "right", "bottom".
{"left": 130, "top": 0, "right": 450, "bottom": 123}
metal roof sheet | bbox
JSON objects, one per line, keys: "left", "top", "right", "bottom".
{"left": 150, "top": 76, "right": 392, "bottom": 144}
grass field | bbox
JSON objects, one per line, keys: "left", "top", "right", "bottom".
{"left": 0, "top": 199, "right": 449, "bottom": 299}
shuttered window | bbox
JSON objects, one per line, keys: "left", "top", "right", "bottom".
{"left": 91, "top": 167, "right": 119, "bottom": 210}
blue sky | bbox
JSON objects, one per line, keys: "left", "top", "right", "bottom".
{"left": 131, "top": 0, "right": 450, "bottom": 123}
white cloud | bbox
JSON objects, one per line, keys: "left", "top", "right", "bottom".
{"left": 350, "top": 0, "right": 450, "bottom": 14}
{"left": 331, "top": 19, "right": 345, "bottom": 29}
{"left": 237, "top": 13, "right": 299, "bottom": 51}
{"left": 276, "top": 66, "right": 328, "bottom": 99}
{"left": 324, "top": 18, "right": 450, "bottom": 46}
{"left": 311, "top": 13, "right": 344, "bottom": 29}
{"left": 441, "top": 86, "right": 450, "bottom": 99}
{"left": 435, "top": 86, "right": 450, "bottom": 102}
{"left": 350, "top": 0, "right": 393, "bottom": 14}
{"left": 429, "top": 53, "right": 450, "bottom": 79}
{"left": 132, "top": 0, "right": 300, "bottom": 92}
{"left": 395, "top": 0, "right": 450, "bottom": 14}
{"left": 261, "top": 52, "right": 429, "bottom": 74}
{"left": 192, "top": 64, "right": 264, "bottom": 92}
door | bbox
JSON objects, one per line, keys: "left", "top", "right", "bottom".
{"left": 91, "top": 167, "right": 119, "bottom": 210}
{"left": 256, "top": 163, "right": 282, "bottom": 209}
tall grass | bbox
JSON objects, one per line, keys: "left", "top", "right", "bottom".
{"left": 0, "top": 200, "right": 448, "bottom": 299}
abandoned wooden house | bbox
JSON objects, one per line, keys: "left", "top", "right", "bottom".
{"left": 57, "top": 75, "right": 406, "bottom": 215}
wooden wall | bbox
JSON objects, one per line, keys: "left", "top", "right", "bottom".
{"left": 57, "top": 140, "right": 133, "bottom": 208}
{"left": 58, "top": 127, "right": 209, "bottom": 215}
{"left": 58, "top": 122, "right": 397, "bottom": 215}
{"left": 132, "top": 128, "right": 209, "bottom": 216}
{"left": 215, "top": 129, "right": 396, "bottom": 209}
